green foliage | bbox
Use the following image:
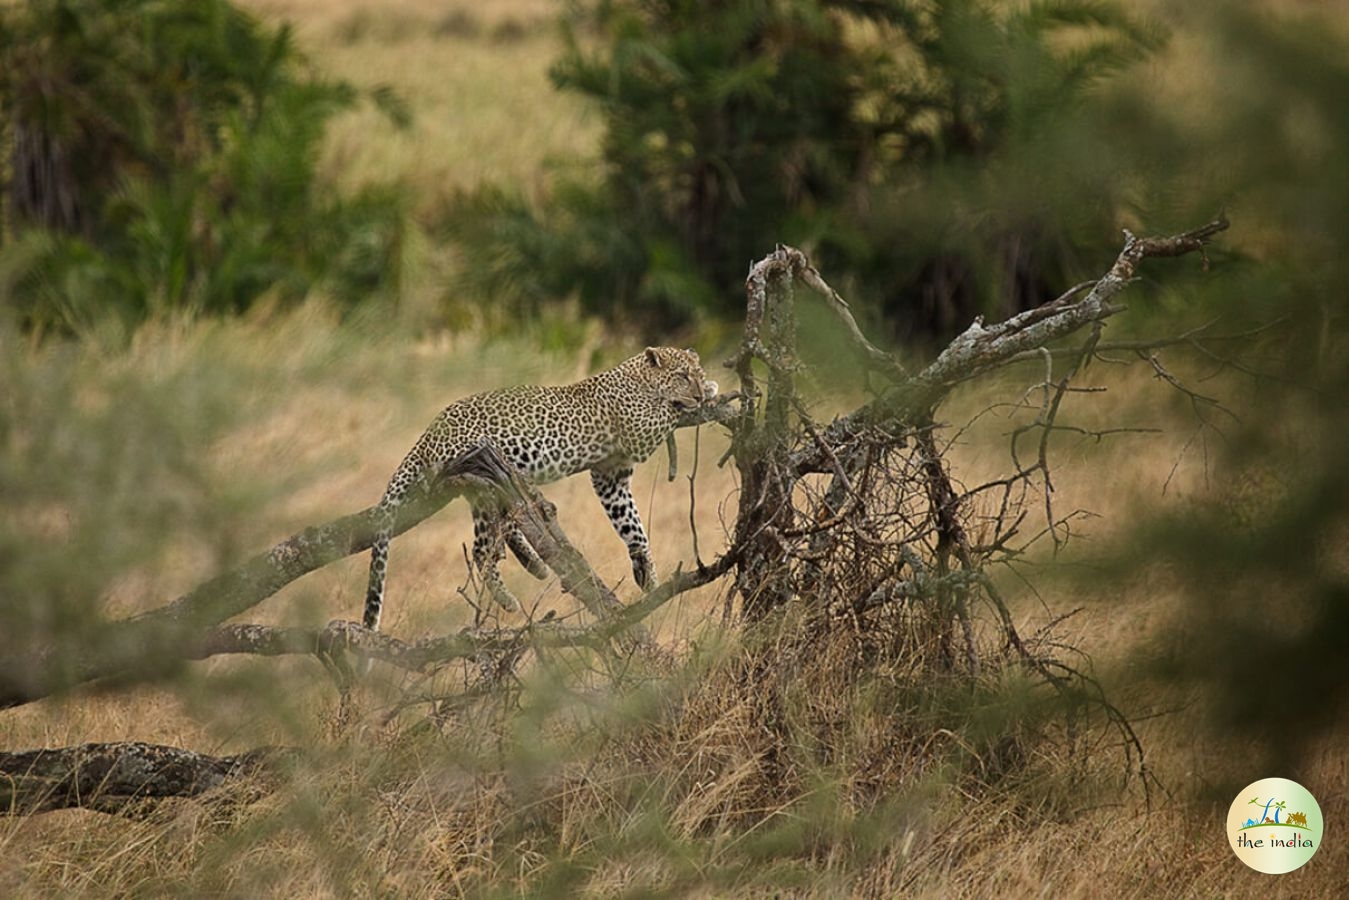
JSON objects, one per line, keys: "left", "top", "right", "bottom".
{"left": 446, "top": 0, "right": 1158, "bottom": 334}
{"left": 0, "top": 0, "right": 407, "bottom": 337}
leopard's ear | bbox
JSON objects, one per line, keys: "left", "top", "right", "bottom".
{"left": 644, "top": 347, "right": 663, "bottom": 367}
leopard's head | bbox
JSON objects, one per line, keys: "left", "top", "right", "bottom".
{"left": 638, "top": 347, "right": 718, "bottom": 412}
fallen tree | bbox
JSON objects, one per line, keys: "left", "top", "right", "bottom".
{"left": 0, "top": 742, "right": 288, "bottom": 815}
{"left": 1, "top": 216, "right": 1231, "bottom": 815}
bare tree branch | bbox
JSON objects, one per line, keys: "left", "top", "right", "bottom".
{"left": 190, "top": 552, "right": 739, "bottom": 672}
{"left": 0, "top": 556, "right": 750, "bottom": 815}
{"left": 793, "top": 215, "right": 1231, "bottom": 474}
{"left": 792, "top": 247, "right": 908, "bottom": 379}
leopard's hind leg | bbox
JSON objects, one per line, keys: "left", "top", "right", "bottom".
{"left": 506, "top": 525, "right": 549, "bottom": 579}
{"left": 471, "top": 505, "right": 524, "bottom": 611}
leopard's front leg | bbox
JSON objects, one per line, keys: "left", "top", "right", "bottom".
{"left": 590, "top": 465, "right": 655, "bottom": 590}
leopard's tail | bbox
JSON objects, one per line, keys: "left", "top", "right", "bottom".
{"left": 364, "top": 517, "right": 393, "bottom": 631}
{"left": 364, "top": 457, "right": 420, "bottom": 631}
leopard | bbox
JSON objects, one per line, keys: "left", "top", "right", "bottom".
{"left": 363, "top": 347, "right": 718, "bottom": 631}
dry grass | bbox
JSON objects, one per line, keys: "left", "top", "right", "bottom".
{"left": 245, "top": 0, "right": 597, "bottom": 213}
{"left": 3, "top": 314, "right": 1345, "bottom": 897}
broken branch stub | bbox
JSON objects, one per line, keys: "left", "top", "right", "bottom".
{"left": 732, "top": 248, "right": 805, "bottom": 618}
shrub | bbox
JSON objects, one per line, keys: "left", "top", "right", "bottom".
{"left": 0, "top": 0, "right": 407, "bottom": 337}
{"left": 445, "top": 0, "right": 1157, "bottom": 335}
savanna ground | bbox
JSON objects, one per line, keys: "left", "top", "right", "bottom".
{"left": 2, "top": 0, "right": 1346, "bottom": 896}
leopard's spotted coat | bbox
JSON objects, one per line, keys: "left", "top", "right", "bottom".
{"left": 364, "top": 347, "right": 716, "bottom": 629}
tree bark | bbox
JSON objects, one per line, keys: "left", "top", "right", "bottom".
{"left": 731, "top": 248, "right": 803, "bottom": 618}
{"left": 0, "top": 742, "right": 288, "bottom": 815}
